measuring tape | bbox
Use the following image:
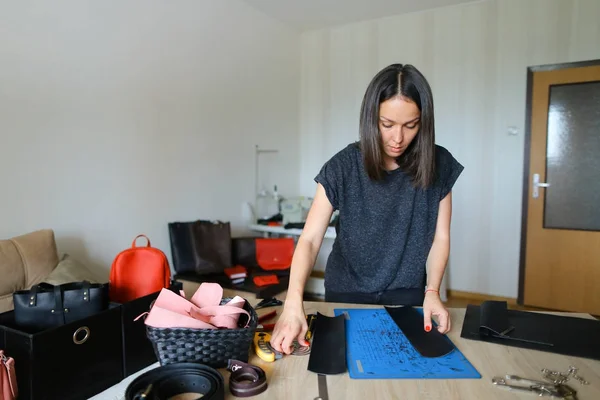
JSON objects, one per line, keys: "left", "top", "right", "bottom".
{"left": 253, "top": 332, "right": 282, "bottom": 362}
{"left": 253, "top": 332, "right": 311, "bottom": 362}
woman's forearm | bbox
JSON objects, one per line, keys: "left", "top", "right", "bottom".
{"left": 427, "top": 192, "right": 453, "bottom": 292}
{"left": 426, "top": 236, "right": 450, "bottom": 292}
{"left": 284, "top": 236, "right": 321, "bottom": 307}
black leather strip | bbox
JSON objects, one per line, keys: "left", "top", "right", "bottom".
{"left": 29, "top": 284, "right": 38, "bottom": 306}
{"left": 82, "top": 280, "right": 91, "bottom": 302}
{"left": 226, "top": 359, "right": 268, "bottom": 397}
{"left": 385, "top": 306, "right": 455, "bottom": 358}
{"left": 125, "top": 363, "right": 224, "bottom": 400}
{"left": 54, "top": 285, "right": 63, "bottom": 315}
{"left": 307, "top": 313, "right": 347, "bottom": 375}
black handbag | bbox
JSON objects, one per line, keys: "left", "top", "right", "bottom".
{"left": 168, "top": 220, "right": 232, "bottom": 275}
{"left": 231, "top": 237, "right": 259, "bottom": 268}
{"left": 12, "top": 281, "right": 109, "bottom": 331}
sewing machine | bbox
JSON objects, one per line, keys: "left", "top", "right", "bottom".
{"left": 280, "top": 196, "right": 313, "bottom": 225}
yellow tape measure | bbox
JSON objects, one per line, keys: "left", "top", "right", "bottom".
{"left": 253, "top": 331, "right": 282, "bottom": 362}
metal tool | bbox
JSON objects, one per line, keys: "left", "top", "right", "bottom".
{"left": 305, "top": 313, "right": 316, "bottom": 340}
{"left": 492, "top": 375, "right": 577, "bottom": 399}
{"left": 256, "top": 310, "right": 277, "bottom": 332}
{"left": 542, "top": 366, "right": 589, "bottom": 386}
{"left": 253, "top": 331, "right": 282, "bottom": 362}
{"left": 290, "top": 340, "right": 311, "bottom": 356}
{"left": 314, "top": 374, "right": 329, "bottom": 400}
{"left": 567, "top": 366, "right": 590, "bottom": 385}
{"left": 255, "top": 297, "right": 283, "bottom": 310}
{"left": 542, "top": 369, "right": 571, "bottom": 385}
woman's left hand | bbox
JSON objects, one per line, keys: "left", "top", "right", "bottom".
{"left": 422, "top": 291, "right": 451, "bottom": 334}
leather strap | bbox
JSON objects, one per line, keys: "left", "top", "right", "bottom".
{"left": 125, "top": 363, "right": 225, "bottom": 400}
{"left": 226, "top": 359, "right": 268, "bottom": 397}
{"left": 54, "top": 285, "right": 63, "bottom": 311}
{"left": 132, "top": 234, "right": 151, "bottom": 248}
{"left": 29, "top": 284, "right": 38, "bottom": 306}
{"left": 1, "top": 350, "right": 18, "bottom": 400}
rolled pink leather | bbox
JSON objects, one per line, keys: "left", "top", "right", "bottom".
{"left": 140, "top": 283, "right": 250, "bottom": 330}
{"left": 143, "top": 305, "right": 218, "bottom": 330}
{"left": 190, "top": 282, "right": 224, "bottom": 308}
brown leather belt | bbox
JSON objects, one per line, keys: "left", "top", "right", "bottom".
{"left": 227, "top": 359, "right": 268, "bottom": 397}
{"left": 125, "top": 360, "right": 268, "bottom": 399}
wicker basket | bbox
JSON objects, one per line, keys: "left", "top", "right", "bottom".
{"left": 146, "top": 298, "right": 258, "bottom": 368}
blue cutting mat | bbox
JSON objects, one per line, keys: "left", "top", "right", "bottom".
{"left": 333, "top": 308, "right": 481, "bottom": 379}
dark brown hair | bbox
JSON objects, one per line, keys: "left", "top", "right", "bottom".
{"left": 359, "top": 63, "right": 436, "bottom": 187}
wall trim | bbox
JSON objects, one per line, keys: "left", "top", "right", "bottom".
{"left": 446, "top": 290, "right": 517, "bottom": 305}
{"left": 310, "top": 270, "right": 325, "bottom": 279}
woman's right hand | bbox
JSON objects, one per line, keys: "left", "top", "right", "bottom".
{"left": 270, "top": 303, "right": 309, "bottom": 355}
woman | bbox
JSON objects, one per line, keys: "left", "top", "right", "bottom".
{"left": 270, "top": 63, "right": 464, "bottom": 355}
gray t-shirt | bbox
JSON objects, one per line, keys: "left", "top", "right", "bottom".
{"left": 314, "top": 142, "right": 464, "bottom": 294}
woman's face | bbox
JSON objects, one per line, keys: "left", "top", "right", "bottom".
{"left": 378, "top": 95, "right": 421, "bottom": 168}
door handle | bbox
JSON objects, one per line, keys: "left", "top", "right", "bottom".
{"left": 532, "top": 173, "right": 550, "bottom": 199}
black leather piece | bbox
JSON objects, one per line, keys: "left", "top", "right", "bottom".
{"left": 479, "top": 301, "right": 514, "bottom": 336}
{"left": 385, "top": 306, "right": 455, "bottom": 358}
{"left": 125, "top": 363, "right": 224, "bottom": 400}
{"left": 227, "top": 359, "right": 268, "bottom": 397}
{"left": 307, "top": 313, "right": 347, "bottom": 375}
{"left": 460, "top": 302, "right": 600, "bottom": 361}
{"left": 13, "top": 281, "right": 109, "bottom": 331}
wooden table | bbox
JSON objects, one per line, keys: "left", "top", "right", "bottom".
{"left": 92, "top": 301, "right": 600, "bottom": 400}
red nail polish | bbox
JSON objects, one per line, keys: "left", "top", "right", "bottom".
{"left": 425, "top": 325, "right": 431, "bottom": 332}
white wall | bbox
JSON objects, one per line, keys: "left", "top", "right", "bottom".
{"left": 0, "top": 0, "right": 300, "bottom": 276}
{"left": 298, "top": 0, "right": 600, "bottom": 298}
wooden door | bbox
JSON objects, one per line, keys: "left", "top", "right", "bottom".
{"left": 519, "top": 60, "right": 600, "bottom": 315}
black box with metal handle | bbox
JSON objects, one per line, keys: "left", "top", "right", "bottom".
{"left": 120, "top": 280, "right": 183, "bottom": 377}
{"left": 0, "top": 303, "right": 123, "bottom": 400}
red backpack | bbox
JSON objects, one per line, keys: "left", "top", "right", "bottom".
{"left": 109, "top": 234, "right": 171, "bottom": 303}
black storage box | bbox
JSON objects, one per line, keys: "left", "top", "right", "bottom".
{"left": 0, "top": 303, "right": 123, "bottom": 400}
{"left": 120, "top": 281, "right": 183, "bottom": 377}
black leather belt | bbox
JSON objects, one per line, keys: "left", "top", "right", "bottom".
{"left": 227, "top": 359, "right": 268, "bottom": 397}
{"left": 125, "top": 363, "right": 225, "bottom": 400}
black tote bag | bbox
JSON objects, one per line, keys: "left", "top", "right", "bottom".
{"left": 168, "top": 220, "right": 232, "bottom": 275}
{"left": 12, "top": 281, "right": 109, "bottom": 331}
